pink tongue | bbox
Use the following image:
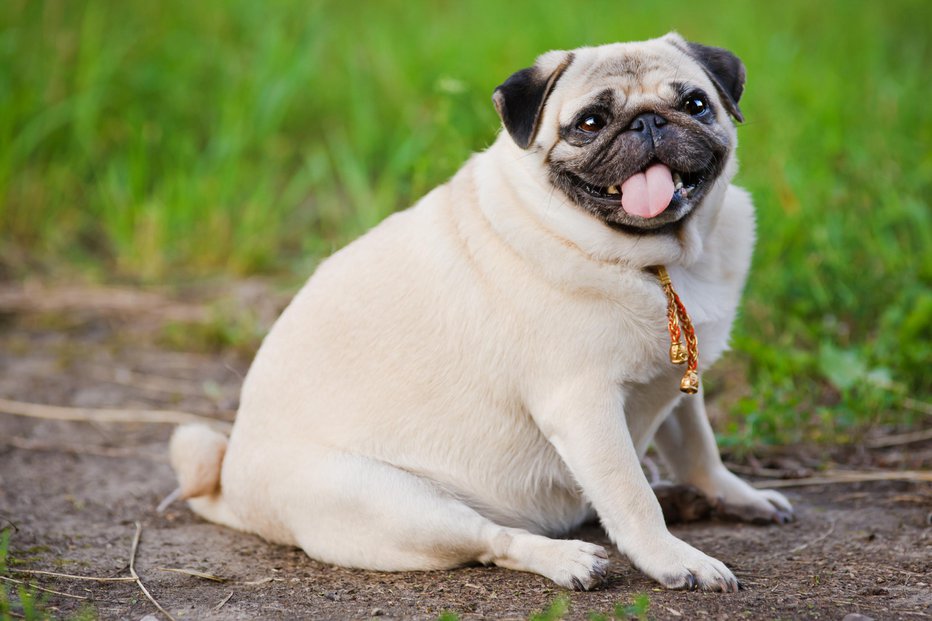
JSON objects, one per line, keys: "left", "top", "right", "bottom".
{"left": 620, "top": 163, "right": 675, "bottom": 218}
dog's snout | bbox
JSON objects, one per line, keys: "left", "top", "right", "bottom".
{"left": 628, "top": 113, "right": 668, "bottom": 143}
{"left": 626, "top": 112, "right": 668, "bottom": 149}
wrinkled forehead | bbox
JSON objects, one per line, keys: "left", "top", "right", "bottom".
{"left": 553, "top": 41, "right": 709, "bottom": 120}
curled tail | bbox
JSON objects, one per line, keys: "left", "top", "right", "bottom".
{"left": 169, "top": 424, "right": 245, "bottom": 531}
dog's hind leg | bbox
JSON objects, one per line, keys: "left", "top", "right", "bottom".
{"left": 186, "top": 493, "right": 247, "bottom": 532}
{"left": 267, "top": 448, "right": 609, "bottom": 590}
{"left": 653, "top": 388, "right": 794, "bottom": 524}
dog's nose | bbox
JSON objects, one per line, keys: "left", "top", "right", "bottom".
{"left": 628, "top": 112, "right": 668, "bottom": 133}
{"left": 628, "top": 112, "right": 668, "bottom": 148}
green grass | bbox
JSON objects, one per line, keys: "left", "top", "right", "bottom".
{"left": 0, "top": 529, "right": 98, "bottom": 621}
{"left": 1, "top": 0, "right": 929, "bottom": 444}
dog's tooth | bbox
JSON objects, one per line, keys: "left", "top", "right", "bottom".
{"left": 673, "top": 172, "right": 682, "bottom": 185}
{"left": 606, "top": 185, "right": 619, "bottom": 195}
{"left": 674, "top": 181, "right": 683, "bottom": 190}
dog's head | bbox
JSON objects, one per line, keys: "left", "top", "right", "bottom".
{"left": 493, "top": 33, "right": 745, "bottom": 234}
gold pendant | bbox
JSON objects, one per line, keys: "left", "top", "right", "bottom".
{"left": 654, "top": 266, "right": 700, "bottom": 395}
{"left": 669, "top": 342, "right": 688, "bottom": 365}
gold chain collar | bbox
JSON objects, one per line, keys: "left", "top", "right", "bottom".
{"left": 653, "top": 266, "right": 700, "bottom": 394}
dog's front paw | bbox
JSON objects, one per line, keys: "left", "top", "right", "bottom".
{"left": 631, "top": 535, "right": 738, "bottom": 592}
{"left": 702, "top": 467, "right": 795, "bottom": 525}
{"left": 544, "top": 539, "right": 610, "bottom": 591}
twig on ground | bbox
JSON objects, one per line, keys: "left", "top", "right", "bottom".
{"left": 890, "top": 493, "right": 932, "bottom": 505}
{"left": 86, "top": 365, "right": 230, "bottom": 400}
{"left": 787, "top": 519, "right": 836, "bottom": 554}
{"left": 0, "top": 575, "right": 87, "bottom": 600}
{"left": 2, "top": 436, "right": 166, "bottom": 461}
{"left": 0, "top": 397, "right": 232, "bottom": 431}
{"left": 156, "top": 488, "right": 182, "bottom": 514}
{"left": 244, "top": 576, "right": 283, "bottom": 586}
{"left": 213, "top": 591, "right": 234, "bottom": 612}
{"left": 880, "top": 564, "right": 926, "bottom": 577}
{"left": 224, "top": 362, "right": 246, "bottom": 381}
{"left": 129, "top": 522, "right": 177, "bottom": 621}
{"left": 0, "top": 514, "right": 18, "bottom": 532}
{"left": 873, "top": 448, "right": 932, "bottom": 467}
{"left": 866, "top": 428, "right": 932, "bottom": 448}
{"left": 751, "top": 470, "right": 932, "bottom": 489}
{"left": 156, "top": 567, "right": 227, "bottom": 582}
{"left": 725, "top": 463, "right": 805, "bottom": 478}
{"left": 13, "top": 569, "right": 135, "bottom": 582}
{"left": 0, "top": 284, "right": 207, "bottom": 322}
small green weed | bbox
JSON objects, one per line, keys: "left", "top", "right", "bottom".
{"left": 0, "top": 529, "right": 98, "bottom": 621}
{"left": 587, "top": 593, "right": 651, "bottom": 621}
{"left": 615, "top": 593, "right": 650, "bottom": 620}
{"left": 529, "top": 595, "right": 570, "bottom": 621}
{"left": 0, "top": 529, "right": 8, "bottom": 573}
{"left": 1, "top": 527, "right": 49, "bottom": 621}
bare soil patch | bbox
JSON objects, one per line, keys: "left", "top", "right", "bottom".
{"left": 0, "top": 282, "right": 929, "bottom": 620}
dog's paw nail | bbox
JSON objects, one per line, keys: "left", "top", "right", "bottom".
{"left": 737, "top": 579, "right": 746, "bottom": 591}
{"left": 571, "top": 576, "right": 585, "bottom": 591}
{"left": 773, "top": 510, "right": 794, "bottom": 524}
{"left": 685, "top": 573, "right": 698, "bottom": 591}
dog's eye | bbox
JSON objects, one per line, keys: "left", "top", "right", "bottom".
{"left": 577, "top": 115, "right": 606, "bottom": 133}
{"left": 683, "top": 94, "right": 709, "bottom": 117}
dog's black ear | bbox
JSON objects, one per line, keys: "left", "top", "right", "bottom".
{"left": 686, "top": 42, "right": 746, "bottom": 123}
{"left": 492, "top": 53, "right": 573, "bottom": 149}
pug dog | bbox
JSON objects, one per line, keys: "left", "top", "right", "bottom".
{"left": 170, "top": 32, "right": 793, "bottom": 592}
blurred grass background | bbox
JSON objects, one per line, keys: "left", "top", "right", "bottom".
{"left": 0, "top": 0, "right": 929, "bottom": 446}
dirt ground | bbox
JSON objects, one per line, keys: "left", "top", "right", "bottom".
{"left": 0, "top": 282, "right": 930, "bottom": 621}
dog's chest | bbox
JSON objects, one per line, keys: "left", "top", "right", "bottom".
{"left": 531, "top": 265, "right": 737, "bottom": 406}
{"left": 533, "top": 270, "right": 698, "bottom": 385}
